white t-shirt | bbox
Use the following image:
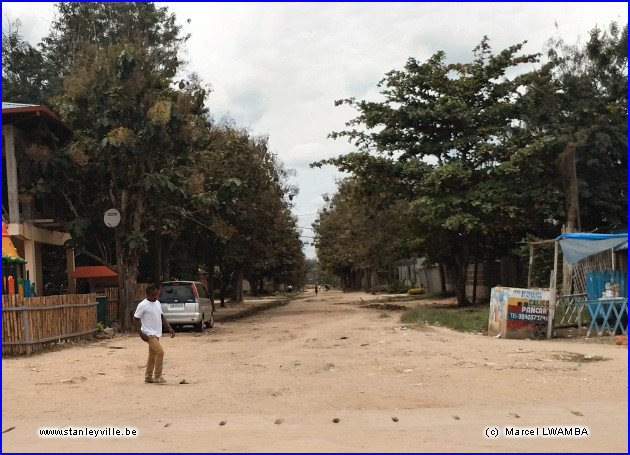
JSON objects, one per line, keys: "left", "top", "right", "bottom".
{"left": 133, "top": 298, "right": 164, "bottom": 336}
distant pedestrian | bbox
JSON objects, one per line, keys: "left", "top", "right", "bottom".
{"left": 315, "top": 284, "right": 318, "bottom": 296}
{"left": 133, "top": 285, "right": 175, "bottom": 384}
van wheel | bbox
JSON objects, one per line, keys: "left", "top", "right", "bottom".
{"left": 206, "top": 312, "right": 214, "bottom": 329}
{"left": 195, "top": 314, "right": 205, "bottom": 333}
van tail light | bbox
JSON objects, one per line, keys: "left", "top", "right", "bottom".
{"left": 157, "top": 284, "right": 163, "bottom": 295}
{"left": 192, "top": 285, "right": 199, "bottom": 299}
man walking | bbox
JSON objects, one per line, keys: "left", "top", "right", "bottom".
{"left": 133, "top": 285, "right": 175, "bottom": 384}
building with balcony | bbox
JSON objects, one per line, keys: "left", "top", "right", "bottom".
{"left": 2, "top": 102, "right": 75, "bottom": 295}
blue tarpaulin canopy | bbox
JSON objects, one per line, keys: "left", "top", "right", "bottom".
{"left": 556, "top": 233, "right": 628, "bottom": 264}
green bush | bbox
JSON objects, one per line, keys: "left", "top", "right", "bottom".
{"left": 387, "top": 282, "right": 410, "bottom": 294}
{"left": 407, "top": 288, "right": 425, "bottom": 295}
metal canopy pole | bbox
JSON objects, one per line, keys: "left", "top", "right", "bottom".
{"left": 547, "top": 240, "right": 559, "bottom": 339}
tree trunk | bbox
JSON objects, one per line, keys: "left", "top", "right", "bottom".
{"left": 558, "top": 142, "right": 581, "bottom": 232}
{"left": 115, "top": 231, "right": 126, "bottom": 330}
{"left": 454, "top": 247, "right": 471, "bottom": 307}
{"left": 439, "top": 263, "right": 447, "bottom": 293}
{"left": 219, "top": 283, "right": 226, "bottom": 308}
{"left": 207, "top": 266, "right": 215, "bottom": 313}
{"left": 162, "top": 238, "right": 174, "bottom": 282}
{"left": 250, "top": 276, "right": 259, "bottom": 297}
{"left": 219, "top": 266, "right": 226, "bottom": 308}
{"left": 362, "top": 270, "right": 369, "bottom": 293}
{"left": 122, "top": 272, "right": 135, "bottom": 332}
{"left": 154, "top": 228, "right": 162, "bottom": 285}
{"left": 370, "top": 267, "right": 378, "bottom": 295}
{"left": 233, "top": 268, "right": 244, "bottom": 303}
{"left": 115, "top": 230, "right": 137, "bottom": 332}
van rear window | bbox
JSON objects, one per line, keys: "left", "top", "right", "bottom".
{"left": 159, "top": 285, "right": 195, "bottom": 303}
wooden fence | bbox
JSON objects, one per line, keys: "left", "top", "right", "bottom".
{"left": 2, "top": 283, "right": 149, "bottom": 355}
{"left": 2, "top": 293, "right": 98, "bottom": 355}
{"left": 104, "top": 287, "right": 119, "bottom": 322}
{"left": 103, "top": 283, "right": 148, "bottom": 323}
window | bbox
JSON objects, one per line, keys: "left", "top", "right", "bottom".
{"left": 159, "top": 285, "right": 194, "bottom": 303}
{"left": 196, "top": 284, "right": 209, "bottom": 299}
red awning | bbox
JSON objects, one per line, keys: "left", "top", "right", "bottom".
{"left": 72, "top": 266, "right": 118, "bottom": 279}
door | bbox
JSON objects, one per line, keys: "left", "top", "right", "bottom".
{"left": 195, "top": 283, "right": 212, "bottom": 317}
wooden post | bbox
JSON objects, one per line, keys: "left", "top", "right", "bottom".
{"left": 547, "top": 240, "right": 559, "bottom": 339}
{"left": 22, "top": 298, "right": 32, "bottom": 355}
{"left": 472, "top": 258, "right": 478, "bottom": 305}
{"left": 3, "top": 126, "right": 20, "bottom": 224}
{"left": 66, "top": 249, "right": 76, "bottom": 294}
{"left": 527, "top": 244, "right": 534, "bottom": 289}
{"left": 561, "top": 222, "right": 572, "bottom": 296}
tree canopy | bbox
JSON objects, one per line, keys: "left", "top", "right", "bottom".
{"left": 317, "top": 24, "right": 627, "bottom": 305}
{"left": 3, "top": 2, "right": 306, "bottom": 327}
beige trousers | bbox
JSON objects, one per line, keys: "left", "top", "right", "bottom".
{"left": 145, "top": 335, "right": 165, "bottom": 379}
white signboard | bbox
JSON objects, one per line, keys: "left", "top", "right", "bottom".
{"left": 104, "top": 209, "right": 121, "bottom": 228}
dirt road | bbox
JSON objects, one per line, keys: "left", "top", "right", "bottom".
{"left": 2, "top": 290, "right": 627, "bottom": 452}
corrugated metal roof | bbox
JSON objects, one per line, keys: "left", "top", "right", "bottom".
{"left": 2, "top": 102, "right": 39, "bottom": 110}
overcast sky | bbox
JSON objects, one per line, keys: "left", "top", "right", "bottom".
{"left": 3, "top": 2, "right": 627, "bottom": 259}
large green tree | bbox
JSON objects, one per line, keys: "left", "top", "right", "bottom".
{"left": 21, "top": 3, "right": 206, "bottom": 329}
{"left": 177, "top": 123, "right": 305, "bottom": 304}
{"left": 313, "top": 177, "right": 412, "bottom": 292}
{"left": 2, "top": 19, "right": 47, "bottom": 104}
{"left": 41, "top": 2, "right": 189, "bottom": 101}
{"left": 312, "top": 180, "right": 356, "bottom": 290}
{"left": 518, "top": 22, "right": 627, "bottom": 232}
{"left": 320, "top": 25, "right": 626, "bottom": 304}
{"left": 5, "top": 3, "right": 307, "bottom": 323}
{"left": 327, "top": 38, "right": 544, "bottom": 306}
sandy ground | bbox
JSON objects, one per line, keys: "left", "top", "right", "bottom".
{"left": 2, "top": 290, "right": 627, "bottom": 453}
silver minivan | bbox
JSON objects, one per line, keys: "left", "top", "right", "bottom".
{"left": 158, "top": 281, "right": 214, "bottom": 331}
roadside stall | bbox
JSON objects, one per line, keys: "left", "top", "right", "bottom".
{"left": 556, "top": 233, "right": 628, "bottom": 337}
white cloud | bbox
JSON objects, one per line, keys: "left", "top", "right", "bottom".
{"left": 3, "top": 2, "right": 627, "bottom": 259}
